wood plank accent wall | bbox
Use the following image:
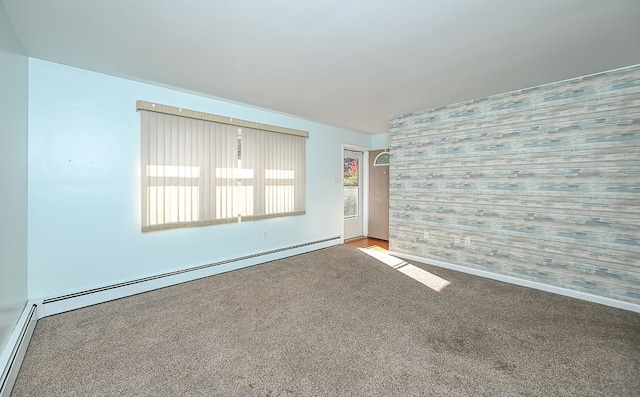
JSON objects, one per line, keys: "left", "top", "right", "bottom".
{"left": 389, "top": 65, "right": 640, "bottom": 305}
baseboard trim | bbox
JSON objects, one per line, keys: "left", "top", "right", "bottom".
{"left": 42, "top": 236, "right": 341, "bottom": 317}
{"left": 0, "top": 302, "right": 38, "bottom": 397}
{"left": 390, "top": 251, "right": 640, "bottom": 313}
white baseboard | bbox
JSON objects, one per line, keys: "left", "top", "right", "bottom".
{"left": 41, "top": 237, "right": 341, "bottom": 317}
{"left": 0, "top": 301, "right": 39, "bottom": 397}
{"left": 390, "top": 251, "right": 640, "bottom": 313}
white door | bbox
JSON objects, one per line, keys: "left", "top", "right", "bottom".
{"left": 343, "top": 149, "right": 364, "bottom": 240}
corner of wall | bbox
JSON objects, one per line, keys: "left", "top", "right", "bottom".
{"left": 0, "top": 0, "right": 29, "bottom": 364}
{"left": 370, "top": 132, "right": 390, "bottom": 150}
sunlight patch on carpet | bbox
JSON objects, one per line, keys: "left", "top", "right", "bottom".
{"left": 359, "top": 246, "right": 451, "bottom": 292}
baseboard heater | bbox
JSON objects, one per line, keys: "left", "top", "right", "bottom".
{"left": 0, "top": 304, "right": 37, "bottom": 397}
{"left": 43, "top": 236, "right": 341, "bottom": 308}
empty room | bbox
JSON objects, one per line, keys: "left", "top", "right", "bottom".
{"left": 1, "top": 1, "right": 639, "bottom": 396}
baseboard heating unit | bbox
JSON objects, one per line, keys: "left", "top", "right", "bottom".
{"left": 42, "top": 236, "right": 341, "bottom": 317}
{"left": 0, "top": 303, "right": 38, "bottom": 397}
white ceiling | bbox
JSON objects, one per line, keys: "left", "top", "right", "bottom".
{"left": 3, "top": 0, "right": 640, "bottom": 134}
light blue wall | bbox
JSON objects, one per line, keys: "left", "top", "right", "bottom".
{"left": 0, "top": 3, "right": 28, "bottom": 353}
{"left": 28, "top": 59, "right": 371, "bottom": 299}
{"left": 371, "top": 133, "right": 389, "bottom": 150}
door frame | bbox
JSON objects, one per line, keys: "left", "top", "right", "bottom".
{"left": 341, "top": 144, "right": 369, "bottom": 243}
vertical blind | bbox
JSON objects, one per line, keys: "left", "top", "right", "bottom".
{"left": 138, "top": 101, "right": 307, "bottom": 232}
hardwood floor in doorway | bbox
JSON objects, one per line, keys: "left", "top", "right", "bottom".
{"left": 344, "top": 237, "right": 389, "bottom": 250}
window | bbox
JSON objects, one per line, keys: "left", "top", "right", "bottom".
{"left": 138, "top": 101, "right": 307, "bottom": 232}
{"left": 373, "top": 151, "right": 390, "bottom": 166}
{"left": 343, "top": 155, "right": 359, "bottom": 218}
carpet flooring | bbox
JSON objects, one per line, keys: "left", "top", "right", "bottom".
{"left": 11, "top": 245, "right": 640, "bottom": 396}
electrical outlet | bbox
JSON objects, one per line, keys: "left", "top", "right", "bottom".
{"left": 424, "top": 231, "right": 430, "bottom": 240}
{"left": 464, "top": 237, "right": 471, "bottom": 246}
{"left": 263, "top": 230, "right": 268, "bottom": 239}
{"left": 454, "top": 236, "right": 460, "bottom": 244}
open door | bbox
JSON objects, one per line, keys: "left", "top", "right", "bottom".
{"left": 368, "top": 149, "right": 389, "bottom": 240}
{"left": 343, "top": 149, "right": 364, "bottom": 240}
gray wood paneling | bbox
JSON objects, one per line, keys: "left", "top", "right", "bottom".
{"left": 389, "top": 65, "right": 640, "bottom": 305}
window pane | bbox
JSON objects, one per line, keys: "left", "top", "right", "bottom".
{"left": 374, "top": 152, "right": 390, "bottom": 166}
{"left": 266, "top": 186, "right": 294, "bottom": 214}
{"left": 216, "top": 186, "right": 254, "bottom": 218}
{"left": 147, "top": 186, "right": 199, "bottom": 225}
{"left": 344, "top": 186, "right": 358, "bottom": 218}
{"left": 344, "top": 157, "right": 359, "bottom": 186}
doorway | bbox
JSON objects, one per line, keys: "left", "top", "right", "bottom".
{"left": 368, "top": 149, "right": 389, "bottom": 240}
{"left": 343, "top": 149, "right": 365, "bottom": 240}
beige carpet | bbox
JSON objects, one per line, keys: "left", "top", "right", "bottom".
{"left": 11, "top": 245, "right": 640, "bottom": 396}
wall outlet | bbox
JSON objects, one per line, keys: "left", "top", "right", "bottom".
{"left": 424, "top": 231, "right": 429, "bottom": 240}
{"left": 464, "top": 237, "right": 471, "bottom": 246}
{"left": 454, "top": 236, "right": 460, "bottom": 244}
{"left": 263, "top": 230, "right": 268, "bottom": 239}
